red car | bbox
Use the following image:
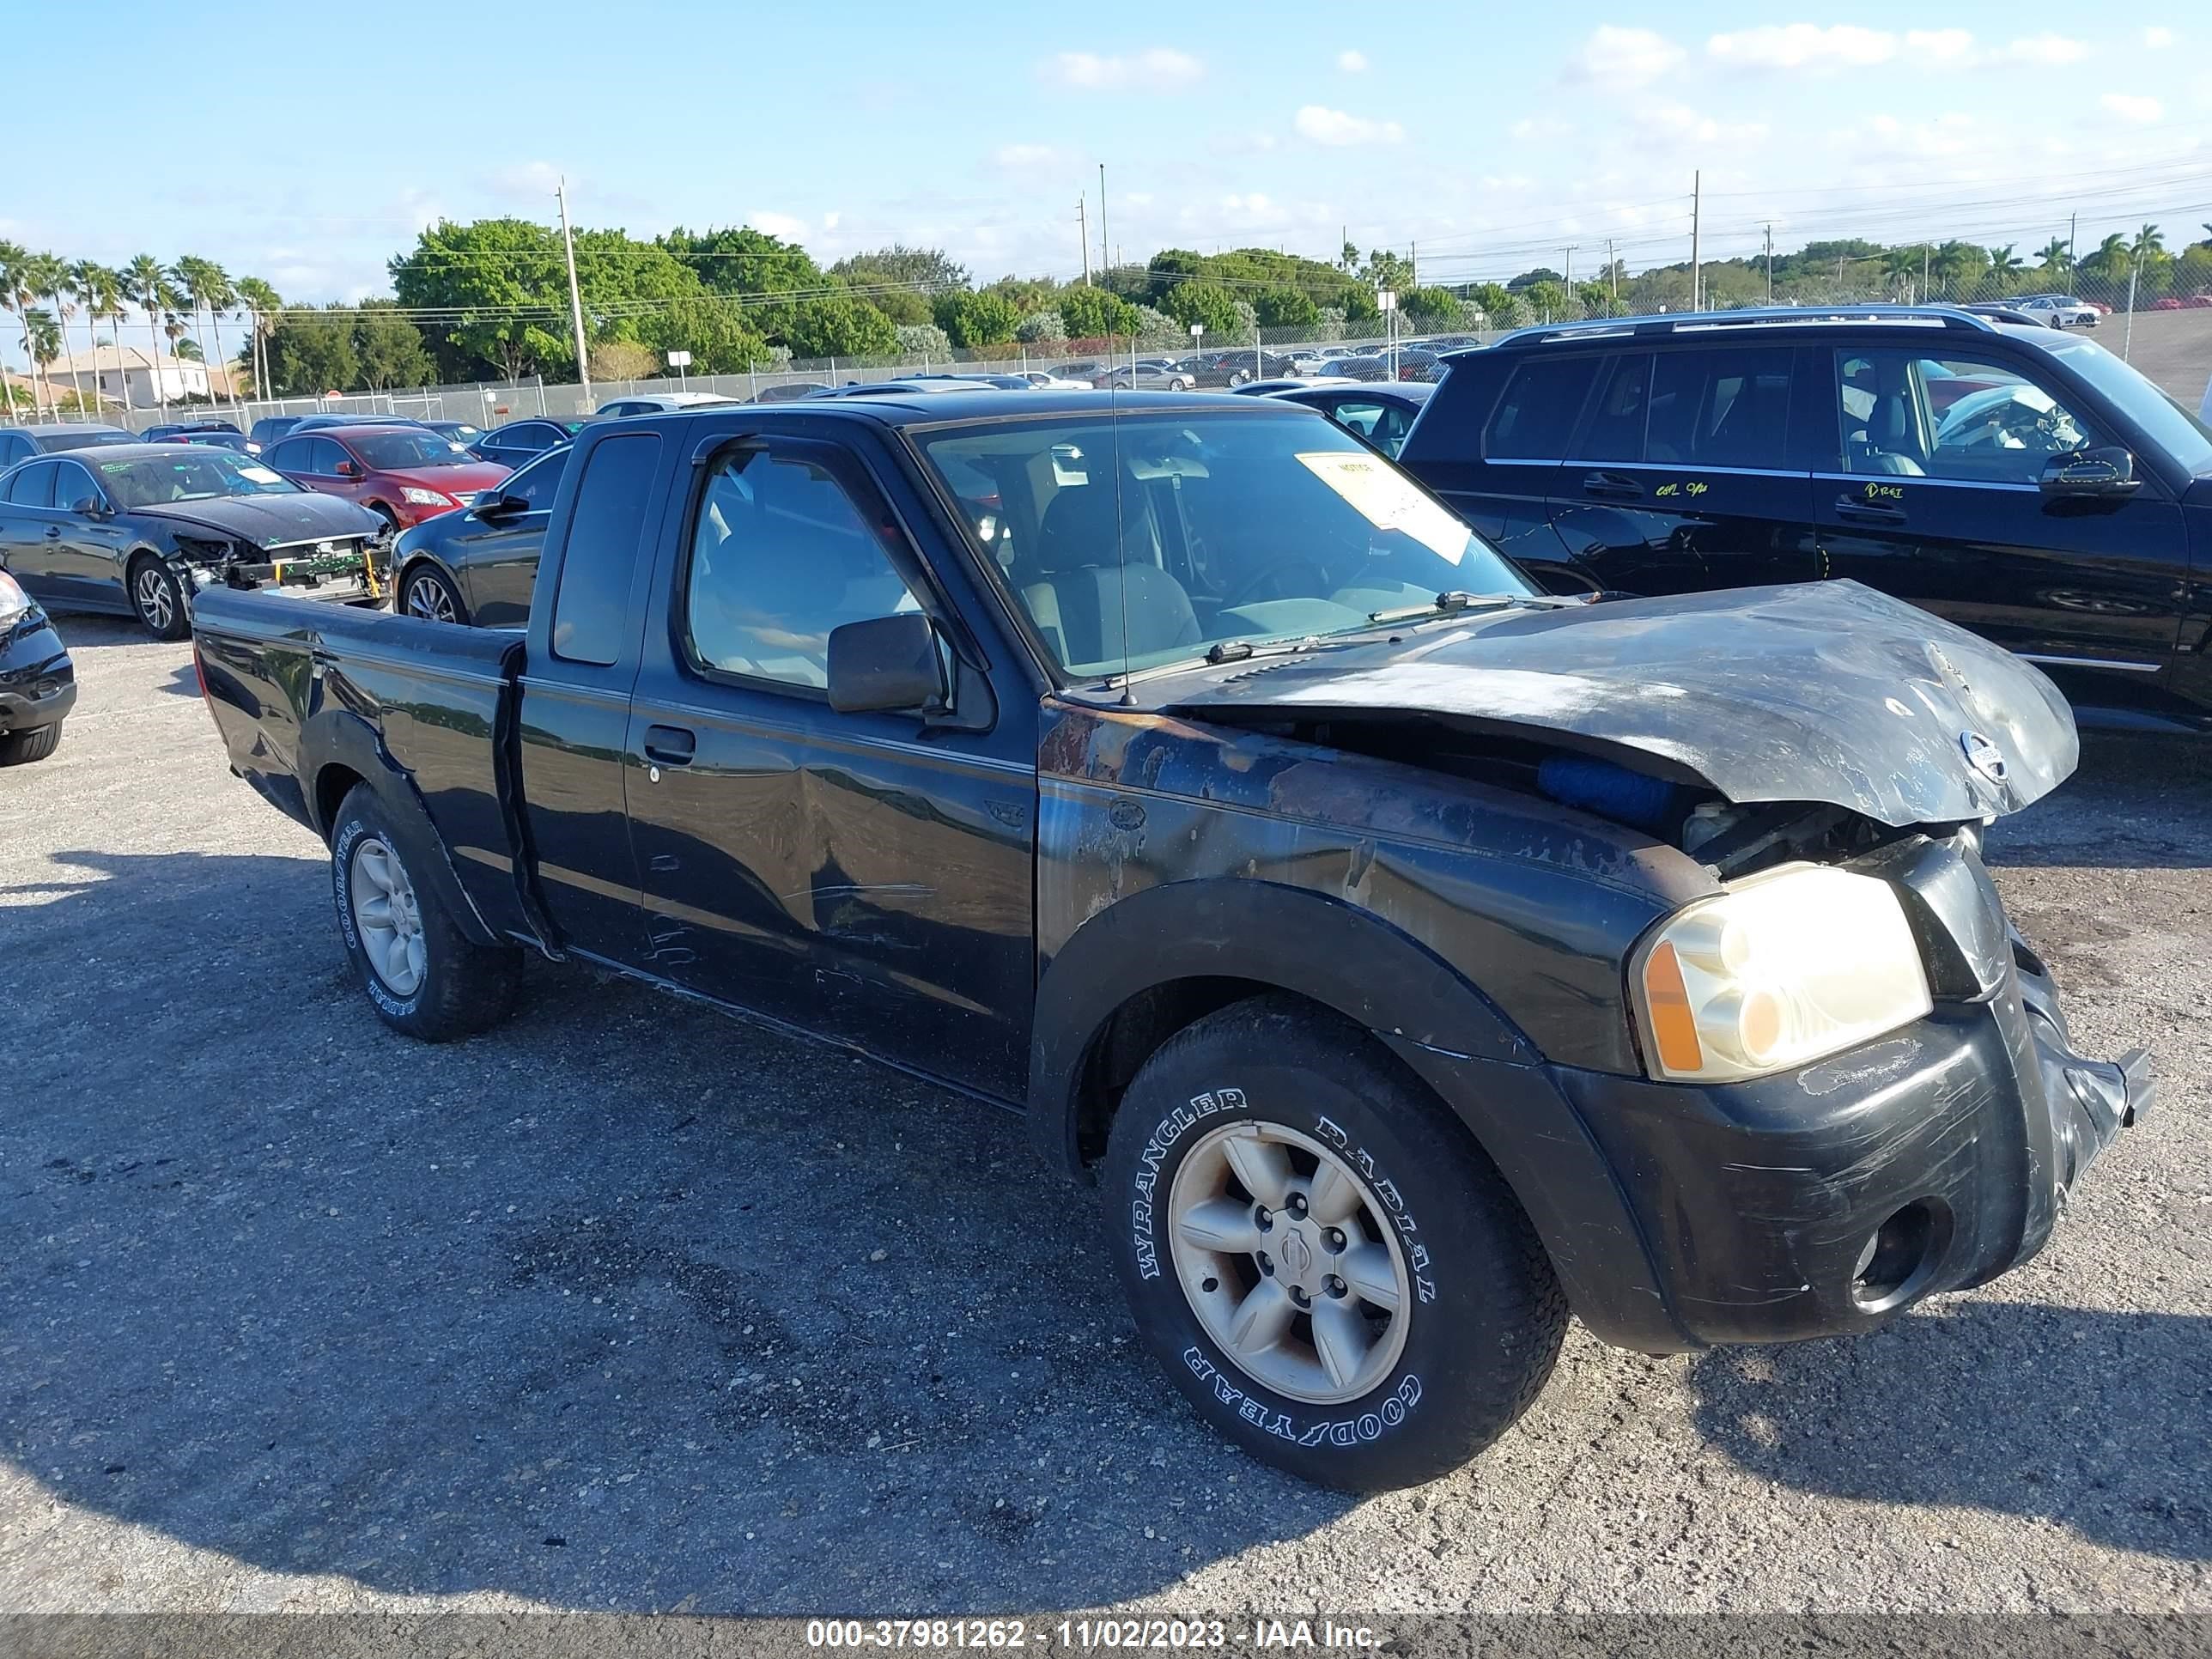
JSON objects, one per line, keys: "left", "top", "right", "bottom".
{"left": 263, "top": 423, "right": 511, "bottom": 531}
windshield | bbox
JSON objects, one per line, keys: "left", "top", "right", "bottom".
{"left": 98, "top": 451, "right": 301, "bottom": 507}
{"left": 917, "top": 410, "right": 1530, "bottom": 678}
{"left": 349, "top": 430, "right": 477, "bottom": 469}
{"left": 2045, "top": 334, "right": 2212, "bottom": 473}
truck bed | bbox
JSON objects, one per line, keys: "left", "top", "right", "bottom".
{"left": 192, "top": 586, "right": 533, "bottom": 942}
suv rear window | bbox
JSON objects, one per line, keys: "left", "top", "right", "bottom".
{"left": 1484, "top": 358, "right": 1598, "bottom": 460}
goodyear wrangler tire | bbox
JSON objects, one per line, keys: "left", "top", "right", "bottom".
{"left": 1102, "top": 996, "right": 1565, "bottom": 1491}
{"left": 330, "top": 784, "right": 520, "bottom": 1042}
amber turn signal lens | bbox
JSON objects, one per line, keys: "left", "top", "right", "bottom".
{"left": 1643, "top": 940, "right": 1705, "bottom": 1075}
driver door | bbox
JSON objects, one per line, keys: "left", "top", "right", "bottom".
{"left": 1814, "top": 345, "right": 2188, "bottom": 671}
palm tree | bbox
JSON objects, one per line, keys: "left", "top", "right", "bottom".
{"left": 1990, "top": 243, "right": 2023, "bottom": 282}
{"left": 16, "top": 307, "right": 62, "bottom": 404}
{"left": 172, "top": 257, "right": 219, "bottom": 407}
{"left": 2081, "top": 233, "right": 2130, "bottom": 283}
{"left": 235, "top": 276, "right": 280, "bottom": 398}
{"left": 122, "top": 254, "right": 178, "bottom": 415}
{"left": 2033, "top": 236, "right": 2071, "bottom": 274}
{"left": 23, "top": 252, "right": 72, "bottom": 414}
{"left": 2133, "top": 223, "right": 2165, "bottom": 259}
{"left": 64, "top": 259, "right": 102, "bottom": 412}
{"left": 197, "top": 263, "right": 243, "bottom": 422}
{"left": 0, "top": 240, "right": 27, "bottom": 419}
{"left": 1878, "top": 246, "right": 1921, "bottom": 300}
{"left": 80, "top": 264, "right": 131, "bottom": 412}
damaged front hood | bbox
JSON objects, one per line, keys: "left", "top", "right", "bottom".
{"left": 1156, "top": 580, "right": 2077, "bottom": 828}
{"left": 131, "top": 492, "right": 383, "bottom": 547}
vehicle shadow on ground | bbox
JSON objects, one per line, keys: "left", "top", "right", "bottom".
{"left": 40, "top": 615, "right": 154, "bottom": 650}
{"left": 1688, "top": 1299, "right": 2211, "bottom": 1559}
{"left": 1984, "top": 734, "right": 2212, "bottom": 872}
{"left": 0, "top": 848, "right": 1353, "bottom": 1612}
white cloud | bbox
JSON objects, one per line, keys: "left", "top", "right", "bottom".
{"left": 1046, "top": 47, "right": 1202, "bottom": 90}
{"left": 1566, "top": 26, "right": 1685, "bottom": 89}
{"left": 2001, "top": 33, "right": 2090, "bottom": 65}
{"left": 2145, "top": 25, "right": 2175, "bottom": 47}
{"left": 2101, "top": 92, "right": 2163, "bottom": 124}
{"left": 746, "top": 211, "right": 809, "bottom": 242}
{"left": 1293, "top": 106, "right": 1406, "bottom": 146}
{"left": 1338, "top": 49, "right": 1368, "bottom": 73}
{"left": 1636, "top": 102, "right": 1771, "bottom": 149}
{"left": 1707, "top": 24, "right": 1899, "bottom": 71}
{"left": 994, "top": 143, "right": 1063, "bottom": 171}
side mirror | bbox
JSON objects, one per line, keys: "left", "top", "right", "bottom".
{"left": 827, "top": 612, "right": 945, "bottom": 715}
{"left": 2040, "top": 446, "right": 2138, "bottom": 497}
{"left": 333, "top": 459, "right": 359, "bottom": 477}
{"left": 475, "top": 493, "right": 528, "bottom": 520}
{"left": 70, "top": 496, "right": 106, "bottom": 519}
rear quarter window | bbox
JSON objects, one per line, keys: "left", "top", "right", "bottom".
{"left": 550, "top": 433, "right": 662, "bottom": 665}
{"left": 1484, "top": 358, "right": 1601, "bottom": 460}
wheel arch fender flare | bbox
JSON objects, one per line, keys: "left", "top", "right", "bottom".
{"left": 301, "top": 706, "right": 501, "bottom": 948}
{"left": 1027, "top": 878, "right": 1537, "bottom": 1177}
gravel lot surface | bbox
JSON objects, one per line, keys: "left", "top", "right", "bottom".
{"left": 1, "top": 617, "right": 2206, "bottom": 1619}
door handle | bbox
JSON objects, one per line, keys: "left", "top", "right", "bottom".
{"left": 1833, "top": 495, "right": 1907, "bottom": 526}
{"left": 44, "top": 526, "right": 61, "bottom": 539}
{"left": 642, "top": 725, "right": 696, "bottom": 765}
{"left": 1581, "top": 471, "right": 1644, "bottom": 500}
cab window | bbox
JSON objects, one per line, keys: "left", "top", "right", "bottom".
{"left": 1484, "top": 357, "right": 1598, "bottom": 460}
{"left": 5, "top": 461, "right": 56, "bottom": 507}
{"left": 550, "top": 434, "right": 660, "bottom": 665}
{"left": 682, "top": 448, "right": 921, "bottom": 691}
{"left": 1838, "top": 350, "right": 2099, "bottom": 484}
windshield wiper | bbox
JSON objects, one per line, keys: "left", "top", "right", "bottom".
{"left": 1366, "top": 590, "right": 1524, "bottom": 625}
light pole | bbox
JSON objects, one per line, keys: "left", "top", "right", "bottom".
{"left": 557, "top": 174, "right": 591, "bottom": 408}
{"left": 1189, "top": 320, "right": 1202, "bottom": 382}
{"left": 1376, "top": 288, "right": 1398, "bottom": 378}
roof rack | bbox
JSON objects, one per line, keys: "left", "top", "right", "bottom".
{"left": 1490, "top": 304, "right": 1999, "bottom": 351}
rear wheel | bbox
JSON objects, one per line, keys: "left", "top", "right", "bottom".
{"left": 0, "top": 723, "right": 61, "bottom": 765}
{"left": 1102, "top": 996, "right": 1565, "bottom": 1492}
{"left": 330, "top": 784, "right": 520, "bottom": 1041}
{"left": 129, "top": 557, "right": 190, "bottom": 641}
{"left": 401, "top": 563, "right": 466, "bottom": 625}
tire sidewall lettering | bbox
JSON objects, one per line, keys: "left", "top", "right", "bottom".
{"left": 331, "top": 811, "right": 422, "bottom": 1020}
{"left": 1181, "top": 1344, "right": 1424, "bottom": 1448}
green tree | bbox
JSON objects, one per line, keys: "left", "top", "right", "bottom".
{"left": 1401, "top": 286, "right": 1466, "bottom": 329}
{"left": 265, "top": 305, "right": 359, "bottom": 395}
{"left": 777, "top": 294, "right": 897, "bottom": 359}
{"left": 830, "top": 244, "right": 967, "bottom": 319}
{"left": 1015, "top": 308, "right": 1066, "bottom": 343}
{"left": 1988, "top": 244, "right": 2023, "bottom": 289}
{"left": 19, "top": 252, "right": 69, "bottom": 418}
{"left": 15, "top": 307, "right": 60, "bottom": 404}
{"left": 933, "top": 289, "right": 1023, "bottom": 348}
{"left": 355, "top": 301, "right": 436, "bottom": 390}
{"left": 1252, "top": 286, "right": 1322, "bottom": 331}
{"left": 2080, "top": 233, "right": 2130, "bottom": 283}
{"left": 2033, "top": 237, "right": 2071, "bottom": 275}
{"left": 1518, "top": 279, "right": 1570, "bottom": 320}
{"left": 392, "top": 218, "right": 574, "bottom": 380}
{"left": 122, "top": 254, "right": 181, "bottom": 410}
{"left": 662, "top": 224, "right": 825, "bottom": 298}
{"left": 1466, "top": 283, "right": 1513, "bottom": 325}
{"left": 1161, "top": 280, "right": 1242, "bottom": 339}
{"left": 0, "top": 241, "right": 37, "bottom": 417}
{"left": 635, "top": 293, "right": 772, "bottom": 373}
{"left": 234, "top": 276, "right": 282, "bottom": 397}
{"left": 1058, "top": 284, "right": 1139, "bottom": 341}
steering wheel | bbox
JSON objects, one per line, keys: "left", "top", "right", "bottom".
{"left": 1220, "top": 556, "right": 1336, "bottom": 611}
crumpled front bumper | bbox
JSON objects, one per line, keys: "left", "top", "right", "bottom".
{"left": 1401, "top": 833, "right": 2149, "bottom": 1355}
{"left": 0, "top": 617, "right": 76, "bottom": 733}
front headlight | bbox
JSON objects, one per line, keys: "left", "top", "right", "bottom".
{"left": 1629, "top": 866, "right": 1931, "bottom": 1083}
{"left": 400, "top": 486, "right": 453, "bottom": 507}
{"left": 0, "top": 570, "right": 30, "bottom": 627}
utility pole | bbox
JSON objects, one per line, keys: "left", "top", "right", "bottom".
{"left": 1921, "top": 242, "right": 1931, "bottom": 306}
{"left": 557, "top": 175, "right": 591, "bottom": 404}
{"left": 2068, "top": 211, "right": 2078, "bottom": 284}
{"left": 1690, "top": 170, "right": 1702, "bottom": 310}
{"left": 1078, "top": 197, "right": 1091, "bottom": 285}
{"left": 1764, "top": 222, "right": 1774, "bottom": 302}
{"left": 1410, "top": 240, "right": 1418, "bottom": 289}
{"left": 1606, "top": 237, "right": 1618, "bottom": 301}
{"left": 1098, "top": 164, "right": 1110, "bottom": 292}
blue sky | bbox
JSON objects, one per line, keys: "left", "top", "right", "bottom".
{"left": 3, "top": 0, "right": 2208, "bottom": 351}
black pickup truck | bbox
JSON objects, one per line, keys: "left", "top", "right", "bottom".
{"left": 191, "top": 390, "right": 2149, "bottom": 1492}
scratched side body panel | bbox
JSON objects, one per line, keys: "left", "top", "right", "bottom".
{"left": 1036, "top": 701, "right": 1717, "bottom": 1074}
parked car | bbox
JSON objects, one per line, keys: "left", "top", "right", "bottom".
{"left": 1022, "top": 370, "right": 1094, "bottom": 390}
{"left": 292, "top": 412, "right": 433, "bottom": 434}
{"left": 1231, "top": 375, "right": 1357, "bottom": 397}
{"left": 1395, "top": 305, "right": 2212, "bottom": 731}
{"left": 750, "top": 382, "right": 832, "bottom": 404}
{"left": 801, "top": 380, "right": 986, "bottom": 398}
{"left": 590, "top": 391, "right": 744, "bottom": 420}
{"left": 1053, "top": 362, "right": 1109, "bottom": 386}
{"left": 2013, "top": 295, "right": 2100, "bottom": 328}
{"left": 422, "top": 420, "right": 487, "bottom": 446}
{"left": 191, "top": 391, "right": 2146, "bottom": 1492}
{"left": 389, "top": 443, "right": 569, "bottom": 627}
{"left": 471, "top": 418, "right": 580, "bottom": 467}
{"left": 1312, "top": 356, "right": 1390, "bottom": 382}
{"left": 247, "top": 416, "right": 307, "bottom": 450}
{"left": 1097, "top": 358, "right": 1198, "bottom": 391}
{"left": 142, "top": 419, "right": 244, "bottom": 442}
{"left": 1960, "top": 303, "right": 2055, "bottom": 329}
{"left": 0, "top": 567, "right": 74, "bottom": 764}
{"left": 265, "top": 423, "right": 512, "bottom": 532}
{"left": 1178, "top": 349, "right": 1301, "bottom": 388}
{"left": 1388, "top": 349, "right": 1449, "bottom": 383}
{"left": 0, "top": 423, "right": 135, "bottom": 467}
{"left": 0, "top": 443, "right": 386, "bottom": 639}
{"left": 1267, "top": 382, "right": 1434, "bottom": 459}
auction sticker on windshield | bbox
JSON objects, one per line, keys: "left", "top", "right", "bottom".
{"left": 238, "top": 466, "right": 283, "bottom": 483}
{"left": 1295, "top": 451, "right": 1465, "bottom": 561}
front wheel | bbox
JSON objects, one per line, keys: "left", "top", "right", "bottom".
{"left": 331, "top": 784, "right": 520, "bottom": 1041}
{"left": 400, "top": 563, "right": 467, "bottom": 625}
{"left": 1102, "top": 997, "right": 1565, "bottom": 1492}
{"left": 129, "top": 557, "right": 191, "bottom": 641}
{"left": 0, "top": 723, "right": 61, "bottom": 765}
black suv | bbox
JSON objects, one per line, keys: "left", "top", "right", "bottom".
{"left": 1399, "top": 307, "right": 2212, "bottom": 732}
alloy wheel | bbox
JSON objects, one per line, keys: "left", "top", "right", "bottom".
{"left": 349, "top": 835, "right": 426, "bottom": 997}
{"left": 135, "top": 566, "right": 175, "bottom": 633}
{"left": 1166, "top": 1121, "right": 1413, "bottom": 1405}
{"left": 404, "top": 575, "right": 457, "bottom": 623}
